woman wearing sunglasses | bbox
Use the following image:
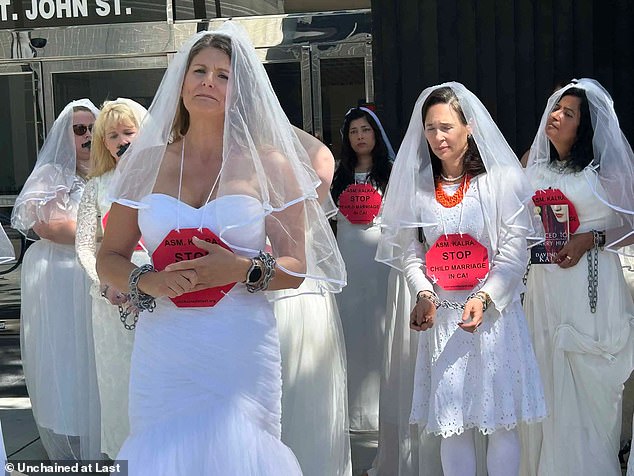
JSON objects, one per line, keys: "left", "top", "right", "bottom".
{"left": 11, "top": 100, "right": 102, "bottom": 461}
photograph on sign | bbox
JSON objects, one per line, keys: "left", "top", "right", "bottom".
{"left": 530, "top": 188, "right": 578, "bottom": 264}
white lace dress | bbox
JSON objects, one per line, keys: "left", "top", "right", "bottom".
{"left": 335, "top": 172, "right": 389, "bottom": 431}
{"left": 116, "top": 193, "right": 302, "bottom": 475}
{"left": 20, "top": 175, "right": 101, "bottom": 460}
{"left": 76, "top": 171, "right": 150, "bottom": 459}
{"left": 405, "top": 177, "right": 546, "bottom": 437}
{"left": 521, "top": 166, "right": 634, "bottom": 476}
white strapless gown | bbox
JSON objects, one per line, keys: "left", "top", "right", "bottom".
{"left": 115, "top": 194, "right": 302, "bottom": 475}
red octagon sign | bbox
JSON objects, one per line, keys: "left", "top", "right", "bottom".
{"left": 425, "top": 233, "right": 489, "bottom": 291}
{"left": 338, "top": 183, "right": 382, "bottom": 225}
{"left": 152, "top": 227, "right": 236, "bottom": 308}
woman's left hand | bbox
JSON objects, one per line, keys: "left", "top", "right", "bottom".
{"left": 164, "top": 236, "right": 250, "bottom": 290}
{"left": 100, "top": 283, "right": 128, "bottom": 306}
{"left": 459, "top": 298, "right": 484, "bottom": 333}
{"left": 555, "top": 232, "right": 594, "bottom": 269}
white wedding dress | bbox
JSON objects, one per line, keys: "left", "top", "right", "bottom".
{"left": 274, "top": 283, "right": 352, "bottom": 476}
{"left": 335, "top": 173, "right": 389, "bottom": 431}
{"left": 522, "top": 166, "right": 634, "bottom": 476}
{"left": 20, "top": 175, "right": 101, "bottom": 460}
{"left": 76, "top": 171, "right": 150, "bottom": 459}
{"left": 116, "top": 193, "right": 302, "bottom": 475}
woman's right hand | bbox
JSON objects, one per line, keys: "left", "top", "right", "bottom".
{"left": 137, "top": 269, "right": 198, "bottom": 298}
{"left": 410, "top": 295, "right": 437, "bottom": 331}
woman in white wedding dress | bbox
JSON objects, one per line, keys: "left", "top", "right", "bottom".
{"left": 96, "top": 21, "right": 345, "bottom": 476}
{"left": 331, "top": 107, "right": 394, "bottom": 432}
{"left": 12, "top": 99, "right": 102, "bottom": 461}
{"left": 376, "top": 83, "right": 546, "bottom": 476}
{"left": 521, "top": 79, "right": 634, "bottom": 476}
{"left": 76, "top": 98, "right": 148, "bottom": 459}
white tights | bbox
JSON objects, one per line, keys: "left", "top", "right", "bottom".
{"left": 440, "top": 428, "right": 520, "bottom": 476}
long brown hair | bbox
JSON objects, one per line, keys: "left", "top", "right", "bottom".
{"left": 171, "top": 34, "right": 233, "bottom": 141}
{"left": 421, "top": 86, "right": 486, "bottom": 178}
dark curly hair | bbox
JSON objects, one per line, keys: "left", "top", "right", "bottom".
{"left": 548, "top": 87, "right": 594, "bottom": 172}
{"left": 420, "top": 87, "right": 486, "bottom": 179}
{"left": 331, "top": 108, "right": 392, "bottom": 204}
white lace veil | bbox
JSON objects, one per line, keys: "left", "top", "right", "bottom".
{"left": 11, "top": 99, "right": 99, "bottom": 234}
{"left": 0, "top": 226, "right": 14, "bottom": 263}
{"left": 108, "top": 21, "right": 345, "bottom": 292}
{"left": 526, "top": 78, "right": 634, "bottom": 251}
{"left": 376, "top": 81, "right": 543, "bottom": 269}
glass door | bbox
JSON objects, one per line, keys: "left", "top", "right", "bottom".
{"left": 258, "top": 45, "right": 312, "bottom": 132}
{"left": 42, "top": 56, "right": 168, "bottom": 128}
{"left": 310, "top": 41, "right": 373, "bottom": 154}
{"left": 0, "top": 63, "right": 43, "bottom": 199}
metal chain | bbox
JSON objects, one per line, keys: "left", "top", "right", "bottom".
{"left": 587, "top": 246, "right": 599, "bottom": 313}
{"left": 439, "top": 299, "right": 467, "bottom": 310}
{"left": 118, "top": 302, "right": 139, "bottom": 331}
{"left": 522, "top": 261, "right": 531, "bottom": 286}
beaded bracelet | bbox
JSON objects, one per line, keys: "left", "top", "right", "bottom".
{"left": 128, "top": 264, "right": 157, "bottom": 312}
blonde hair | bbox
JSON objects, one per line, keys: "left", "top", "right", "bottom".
{"left": 171, "top": 34, "right": 233, "bottom": 142}
{"left": 90, "top": 101, "right": 142, "bottom": 178}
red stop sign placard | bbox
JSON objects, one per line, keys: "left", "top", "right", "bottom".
{"left": 152, "top": 228, "right": 236, "bottom": 308}
{"left": 338, "top": 183, "right": 382, "bottom": 225}
{"left": 425, "top": 234, "right": 489, "bottom": 291}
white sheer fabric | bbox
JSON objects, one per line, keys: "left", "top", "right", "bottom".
{"left": 0, "top": 226, "right": 13, "bottom": 263}
{"left": 526, "top": 78, "right": 634, "bottom": 252}
{"left": 21, "top": 238, "right": 101, "bottom": 461}
{"left": 520, "top": 166, "right": 634, "bottom": 476}
{"left": 375, "top": 82, "right": 546, "bottom": 475}
{"left": 343, "top": 106, "right": 396, "bottom": 162}
{"left": 75, "top": 171, "right": 150, "bottom": 458}
{"left": 273, "top": 282, "right": 352, "bottom": 476}
{"left": 115, "top": 193, "right": 301, "bottom": 474}
{"left": 108, "top": 21, "right": 345, "bottom": 293}
{"left": 11, "top": 99, "right": 99, "bottom": 233}
{"left": 13, "top": 99, "right": 101, "bottom": 461}
{"left": 376, "top": 82, "right": 543, "bottom": 275}
{"left": 104, "top": 21, "right": 341, "bottom": 473}
{"left": 368, "top": 268, "right": 430, "bottom": 475}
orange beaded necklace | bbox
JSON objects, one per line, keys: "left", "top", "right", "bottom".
{"left": 435, "top": 174, "right": 471, "bottom": 208}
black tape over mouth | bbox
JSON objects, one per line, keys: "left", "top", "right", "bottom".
{"left": 117, "top": 143, "right": 130, "bottom": 157}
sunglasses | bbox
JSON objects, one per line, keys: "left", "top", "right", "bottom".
{"left": 73, "top": 124, "right": 93, "bottom": 136}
